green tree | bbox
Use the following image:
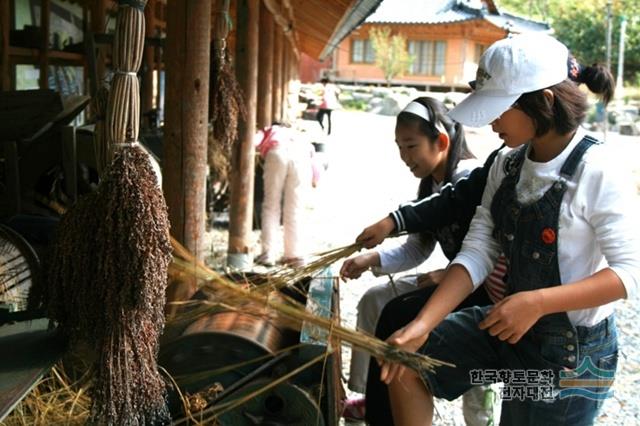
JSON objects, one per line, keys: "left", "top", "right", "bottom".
{"left": 498, "top": 0, "right": 640, "bottom": 82}
{"left": 369, "top": 26, "right": 414, "bottom": 85}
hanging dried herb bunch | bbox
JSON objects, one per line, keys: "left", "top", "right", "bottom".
{"left": 209, "top": 1, "right": 246, "bottom": 174}
{"left": 90, "top": 145, "right": 171, "bottom": 424}
{"left": 44, "top": 1, "right": 172, "bottom": 424}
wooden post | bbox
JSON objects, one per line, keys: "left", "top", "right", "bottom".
{"left": 271, "top": 25, "right": 283, "bottom": 123}
{"left": 142, "top": 0, "right": 157, "bottom": 121}
{"left": 281, "top": 42, "right": 289, "bottom": 123}
{"left": 1, "top": 0, "right": 10, "bottom": 90}
{"left": 38, "top": 0, "right": 50, "bottom": 89}
{"left": 256, "top": 6, "right": 273, "bottom": 129}
{"left": 90, "top": 0, "right": 108, "bottom": 83}
{"left": 227, "top": 0, "right": 259, "bottom": 268}
{"left": 164, "top": 0, "right": 211, "bottom": 260}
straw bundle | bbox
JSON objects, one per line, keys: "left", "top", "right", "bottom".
{"left": 44, "top": 1, "right": 172, "bottom": 424}
{"left": 2, "top": 366, "right": 91, "bottom": 426}
{"left": 168, "top": 239, "right": 453, "bottom": 376}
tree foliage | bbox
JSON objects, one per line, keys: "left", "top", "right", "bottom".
{"left": 498, "top": 0, "right": 640, "bottom": 83}
{"left": 369, "top": 26, "right": 414, "bottom": 85}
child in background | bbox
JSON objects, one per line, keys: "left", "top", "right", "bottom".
{"left": 340, "top": 97, "right": 504, "bottom": 424}
{"left": 370, "top": 33, "right": 640, "bottom": 425}
{"left": 255, "top": 124, "right": 315, "bottom": 267}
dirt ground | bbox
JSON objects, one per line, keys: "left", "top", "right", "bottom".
{"left": 205, "top": 109, "right": 640, "bottom": 425}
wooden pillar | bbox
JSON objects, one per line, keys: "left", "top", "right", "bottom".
{"left": 91, "top": 0, "right": 108, "bottom": 82}
{"left": 164, "top": 0, "right": 211, "bottom": 260}
{"left": 1, "top": 0, "right": 10, "bottom": 90}
{"left": 256, "top": 6, "right": 273, "bottom": 129}
{"left": 281, "top": 42, "right": 290, "bottom": 123}
{"left": 271, "top": 25, "right": 283, "bottom": 123}
{"left": 38, "top": 0, "right": 50, "bottom": 89}
{"left": 227, "top": 0, "right": 259, "bottom": 267}
{"left": 142, "top": 0, "right": 156, "bottom": 119}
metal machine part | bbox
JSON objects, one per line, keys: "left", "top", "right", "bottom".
{"left": 217, "top": 378, "right": 325, "bottom": 426}
{"left": 0, "top": 224, "right": 40, "bottom": 314}
{"left": 159, "top": 302, "right": 297, "bottom": 393}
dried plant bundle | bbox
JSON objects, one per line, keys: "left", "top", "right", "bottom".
{"left": 169, "top": 239, "right": 454, "bottom": 375}
{"left": 43, "top": 1, "right": 172, "bottom": 424}
{"left": 210, "top": 55, "right": 246, "bottom": 171}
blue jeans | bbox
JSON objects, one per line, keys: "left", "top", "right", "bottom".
{"left": 418, "top": 306, "right": 617, "bottom": 425}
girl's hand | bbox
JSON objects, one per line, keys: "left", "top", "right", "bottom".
{"left": 356, "top": 216, "right": 396, "bottom": 249}
{"left": 417, "top": 269, "right": 446, "bottom": 288}
{"left": 380, "top": 320, "right": 431, "bottom": 384}
{"left": 479, "top": 291, "right": 544, "bottom": 344}
{"left": 340, "top": 252, "right": 379, "bottom": 280}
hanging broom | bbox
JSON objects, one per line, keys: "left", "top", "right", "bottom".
{"left": 45, "top": 1, "right": 172, "bottom": 424}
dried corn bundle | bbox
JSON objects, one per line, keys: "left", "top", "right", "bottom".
{"left": 45, "top": 1, "right": 172, "bottom": 424}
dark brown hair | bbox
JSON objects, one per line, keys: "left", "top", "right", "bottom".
{"left": 516, "top": 61, "right": 615, "bottom": 137}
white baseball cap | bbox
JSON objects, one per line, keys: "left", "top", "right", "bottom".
{"left": 448, "top": 33, "right": 569, "bottom": 127}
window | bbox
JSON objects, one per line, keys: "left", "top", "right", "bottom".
{"left": 351, "top": 39, "right": 375, "bottom": 64}
{"left": 475, "top": 43, "right": 488, "bottom": 63}
{"left": 407, "top": 40, "right": 446, "bottom": 75}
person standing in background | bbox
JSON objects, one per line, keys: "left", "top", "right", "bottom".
{"left": 316, "top": 77, "right": 340, "bottom": 135}
{"left": 255, "top": 124, "right": 315, "bottom": 267}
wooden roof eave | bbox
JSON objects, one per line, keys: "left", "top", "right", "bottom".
{"left": 285, "top": 0, "right": 382, "bottom": 61}
{"left": 318, "top": 0, "right": 383, "bottom": 60}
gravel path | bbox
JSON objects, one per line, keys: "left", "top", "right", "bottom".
{"left": 206, "top": 110, "right": 640, "bottom": 425}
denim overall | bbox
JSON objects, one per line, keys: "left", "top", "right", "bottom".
{"left": 490, "top": 135, "right": 618, "bottom": 424}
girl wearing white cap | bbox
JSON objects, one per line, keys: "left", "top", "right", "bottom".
{"left": 339, "top": 97, "right": 503, "bottom": 423}
{"left": 361, "top": 33, "right": 640, "bottom": 424}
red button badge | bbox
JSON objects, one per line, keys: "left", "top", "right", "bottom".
{"left": 541, "top": 228, "right": 556, "bottom": 244}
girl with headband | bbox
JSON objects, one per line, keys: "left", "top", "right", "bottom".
{"left": 340, "top": 97, "right": 504, "bottom": 424}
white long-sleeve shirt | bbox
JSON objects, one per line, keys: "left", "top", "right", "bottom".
{"left": 452, "top": 128, "right": 640, "bottom": 326}
{"left": 377, "top": 159, "right": 481, "bottom": 274}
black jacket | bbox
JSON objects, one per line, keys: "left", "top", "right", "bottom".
{"left": 389, "top": 146, "right": 503, "bottom": 260}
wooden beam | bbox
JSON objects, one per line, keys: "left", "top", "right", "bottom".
{"left": 227, "top": 0, "right": 259, "bottom": 267}
{"left": 1, "top": 0, "right": 10, "bottom": 90}
{"left": 281, "top": 42, "right": 289, "bottom": 123}
{"left": 271, "top": 25, "right": 282, "bottom": 123}
{"left": 256, "top": 4, "right": 273, "bottom": 129}
{"left": 38, "top": 0, "right": 50, "bottom": 89}
{"left": 262, "top": 0, "right": 298, "bottom": 58}
{"left": 141, "top": 0, "right": 156, "bottom": 117}
{"left": 90, "top": 0, "right": 108, "bottom": 82}
{"left": 163, "top": 0, "right": 211, "bottom": 260}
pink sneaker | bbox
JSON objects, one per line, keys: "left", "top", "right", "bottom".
{"left": 342, "top": 397, "right": 365, "bottom": 421}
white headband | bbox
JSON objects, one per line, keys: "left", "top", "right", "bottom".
{"left": 401, "top": 101, "right": 448, "bottom": 135}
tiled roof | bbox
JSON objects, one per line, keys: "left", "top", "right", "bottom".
{"left": 365, "top": 0, "right": 550, "bottom": 33}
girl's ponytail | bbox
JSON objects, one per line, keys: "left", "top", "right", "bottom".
{"left": 568, "top": 55, "right": 615, "bottom": 105}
